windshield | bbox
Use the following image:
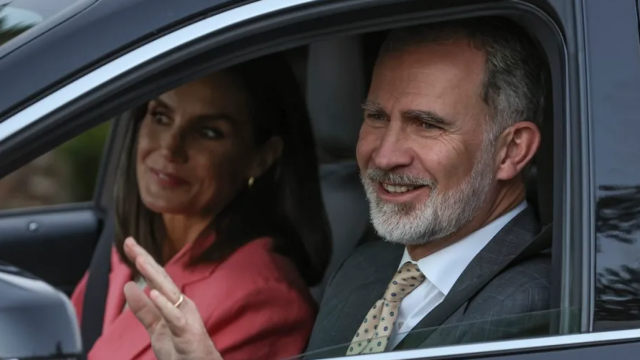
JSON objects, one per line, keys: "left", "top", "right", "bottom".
{"left": 0, "top": 0, "right": 83, "bottom": 48}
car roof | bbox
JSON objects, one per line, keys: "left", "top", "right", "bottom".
{"left": 0, "top": 0, "right": 242, "bottom": 120}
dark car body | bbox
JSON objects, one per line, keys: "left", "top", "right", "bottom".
{"left": 1, "top": 0, "right": 640, "bottom": 359}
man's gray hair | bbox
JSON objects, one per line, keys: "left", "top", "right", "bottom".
{"left": 379, "top": 17, "right": 547, "bottom": 143}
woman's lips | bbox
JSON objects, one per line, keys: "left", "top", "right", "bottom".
{"left": 150, "top": 168, "right": 189, "bottom": 187}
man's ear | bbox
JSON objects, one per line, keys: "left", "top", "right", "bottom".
{"left": 494, "top": 121, "right": 541, "bottom": 181}
{"left": 249, "top": 136, "right": 283, "bottom": 179}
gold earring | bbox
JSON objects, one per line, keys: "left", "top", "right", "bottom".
{"left": 248, "top": 177, "right": 255, "bottom": 188}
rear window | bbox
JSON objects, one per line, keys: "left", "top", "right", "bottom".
{"left": 0, "top": 0, "right": 83, "bottom": 48}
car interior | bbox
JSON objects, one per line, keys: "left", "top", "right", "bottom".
{"left": 0, "top": 11, "right": 562, "bottom": 354}
{"left": 83, "top": 26, "right": 556, "bottom": 304}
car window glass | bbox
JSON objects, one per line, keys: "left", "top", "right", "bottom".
{"left": 0, "top": 121, "right": 110, "bottom": 210}
{"left": 0, "top": 0, "right": 571, "bottom": 355}
{"left": 0, "top": 0, "right": 81, "bottom": 47}
{"left": 291, "top": 308, "right": 579, "bottom": 360}
{"left": 591, "top": 0, "right": 640, "bottom": 331}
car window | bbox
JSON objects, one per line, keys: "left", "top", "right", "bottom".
{"left": 590, "top": 0, "right": 640, "bottom": 331}
{"left": 0, "top": 121, "right": 110, "bottom": 210}
{"left": 290, "top": 308, "right": 579, "bottom": 360}
{"left": 0, "top": 0, "right": 578, "bottom": 358}
{"left": 0, "top": 0, "right": 83, "bottom": 48}
{"left": 0, "top": 4, "right": 38, "bottom": 46}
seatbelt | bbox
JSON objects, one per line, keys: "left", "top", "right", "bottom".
{"left": 394, "top": 222, "right": 553, "bottom": 350}
{"left": 80, "top": 214, "right": 114, "bottom": 359}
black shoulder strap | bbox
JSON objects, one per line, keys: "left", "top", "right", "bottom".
{"left": 394, "top": 222, "right": 553, "bottom": 350}
{"left": 80, "top": 214, "right": 114, "bottom": 358}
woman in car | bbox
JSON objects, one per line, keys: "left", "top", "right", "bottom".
{"left": 70, "top": 54, "right": 332, "bottom": 360}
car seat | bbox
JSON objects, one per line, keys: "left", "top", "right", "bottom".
{"left": 304, "top": 36, "right": 371, "bottom": 302}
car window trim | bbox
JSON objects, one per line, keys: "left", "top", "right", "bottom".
{"left": 0, "top": 0, "right": 317, "bottom": 142}
{"left": 0, "top": 0, "right": 592, "bottom": 357}
{"left": 314, "top": 328, "right": 640, "bottom": 360}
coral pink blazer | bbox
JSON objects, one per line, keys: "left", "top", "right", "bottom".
{"left": 71, "top": 236, "right": 317, "bottom": 360}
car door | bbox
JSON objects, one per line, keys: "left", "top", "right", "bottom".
{"left": 1, "top": 0, "right": 640, "bottom": 359}
{"left": 0, "top": 0, "right": 571, "bottom": 349}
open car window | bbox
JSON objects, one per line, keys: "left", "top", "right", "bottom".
{"left": 290, "top": 308, "right": 581, "bottom": 360}
{"left": 0, "top": 121, "right": 110, "bottom": 210}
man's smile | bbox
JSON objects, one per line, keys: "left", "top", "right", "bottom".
{"left": 376, "top": 181, "right": 431, "bottom": 203}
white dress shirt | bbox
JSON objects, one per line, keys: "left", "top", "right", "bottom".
{"left": 386, "top": 201, "right": 528, "bottom": 349}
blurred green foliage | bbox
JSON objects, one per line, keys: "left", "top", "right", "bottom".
{"left": 58, "top": 122, "right": 112, "bottom": 202}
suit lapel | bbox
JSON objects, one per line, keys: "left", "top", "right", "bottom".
{"left": 450, "top": 207, "right": 540, "bottom": 295}
{"left": 306, "top": 240, "right": 404, "bottom": 359}
{"left": 393, "top": 207, "right": 540, "bottom": 350}
{"left": 90, "top": 236, "right": 218, "bottom": 360}
{"left": 341, "top": 244, "right": 404, "bottom": 333}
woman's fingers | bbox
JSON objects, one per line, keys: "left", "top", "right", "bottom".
{"left": 124, "top": 281, "right": 162, "bottom": 332}
{"left": 123, "top": 240, "right": 223, "bottom": 360}
{"left": 148, "top": 290, "right": 223, "bottom": 360}
{"left": 124, "top": 237, "right": 182, "bottom": 304}
{"left": 137, "top": 256, "right": 182, "bottom": 305}
{"left": 149, "top": 289, "right": 189, "bottom": 337}
{"left": 123, "top": 236, "right": 143, "bottom": 264}
{"left": 124, "top": 237, "right": 156, "bottom": 266}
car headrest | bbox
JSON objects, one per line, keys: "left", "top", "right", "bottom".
{"left": 306, "top": 36, "right": 366, "bottom": 160}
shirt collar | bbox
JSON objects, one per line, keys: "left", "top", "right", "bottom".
{"left": 398, "top": 201, "right": 528, "bottom": 295}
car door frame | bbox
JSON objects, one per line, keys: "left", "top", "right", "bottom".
{"left": 0, "top": 0, "right": 614, "bottom": 358}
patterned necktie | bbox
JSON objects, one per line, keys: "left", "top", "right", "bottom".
{"left": 346, "top": 261, "right": 426, "bottom": 356}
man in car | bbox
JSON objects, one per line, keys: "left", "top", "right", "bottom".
{"left": 122, "top": 16, "right": 551, "bottom": 360}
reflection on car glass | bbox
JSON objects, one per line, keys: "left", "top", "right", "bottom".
{"left": 0, "top": 4, "right": 42, "bottom": 26}
{"left": 0, "top": 3, "right": 39, "bottom": 46}
{"left": 288, "top": 308, "right": 580, "bottom": 360}
{"left": 0, "top": 0, "right": 85, "bottom": 48}
{"left": 595, "top": 184, "right": 640, "bottom": 328}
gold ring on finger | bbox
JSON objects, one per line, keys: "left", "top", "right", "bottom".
{"left": 173, "top": 294, "right": 184, "bottom": 308}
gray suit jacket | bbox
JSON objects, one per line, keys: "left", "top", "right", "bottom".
{"left": 302, "top": 207, "right": 551, "bottom": 359}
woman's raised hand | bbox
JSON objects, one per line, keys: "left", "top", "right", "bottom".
{"left": 122, "top": 237, "right": 223, "bottom": 360}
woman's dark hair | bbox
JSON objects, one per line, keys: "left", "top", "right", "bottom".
{"left": 113, "top": 54, "right": 332, "bottom": 286}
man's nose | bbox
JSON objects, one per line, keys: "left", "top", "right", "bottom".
{"left": 160, "top": 130, "right": 188, "bottom": 163}
{"left": 371, "top": 125, "right": 412, "bottom": 170}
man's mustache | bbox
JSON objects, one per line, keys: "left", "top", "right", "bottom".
{"left": 363, "top": 168, "right": 437, "bottom": 188}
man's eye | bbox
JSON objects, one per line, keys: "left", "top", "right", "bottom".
{"left": 422, "top": 122, "right": 440, "bottom": 130}
{"left": 366, "top": 112, "right": 386, "bottom": 121}
{"left": 200, "top": 127, "right": 223, "bottom": 139}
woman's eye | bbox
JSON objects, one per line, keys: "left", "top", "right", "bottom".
{"left": 152, "top": 112, "right": 170, "bottom": 124}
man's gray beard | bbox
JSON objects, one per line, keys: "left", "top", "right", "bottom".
{"left": 361, "top": 147, "right": 495, "bottom": 246}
